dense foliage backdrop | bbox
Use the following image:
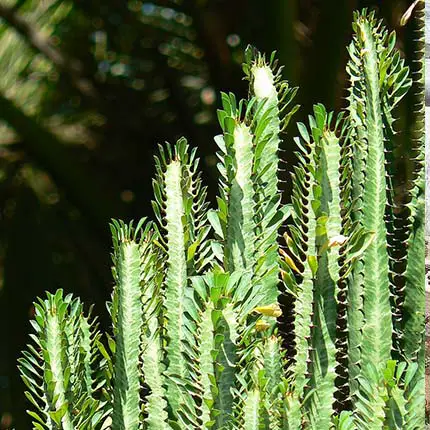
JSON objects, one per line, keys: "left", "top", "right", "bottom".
{"left": 0, "top": 0, "right": 422, "bottom": 428}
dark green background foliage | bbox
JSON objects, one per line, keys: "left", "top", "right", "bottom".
{"left": 0, "top": 1, "right": 422, "bottom": 428}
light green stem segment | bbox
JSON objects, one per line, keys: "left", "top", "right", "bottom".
{"left": 357, "top": 17, "right": 392, "bottom": 370}
{"left": 45, "top": 302, "right": 74, "bottom": 430}
{"left": 142, "top": 331, "right": 169, "bottom": 429}
{"left": 403, "top": 171, "right": 425, "bottom": 370}
{"left": 226, "top": 122, "right": 256, "bottom": 273}
{"left": 64, "top": 303, "right": 80, "bottom": 399}
{"left": 216, "top": 303, "right": 238, "bottom": 428}
{"left": 291, "top": 147, "right": 316, "bottom": 399}
{"left": 347, "top": 261, "right": 364, "bottom": 396}
{"left": 79, "top": 315, "right": 93, "bottom": 395}
{"left": 264, "top": 336, "right": 283, "bottom": 430}
{"left": 198, "top": 302, "right": 216, "bottom": 427}
{"left": 347, "top": 42, "right": 367, "bottom": 398}
{"left": 354, "top": 367, "right": 386, "bottom": 429}
{"left": 112, "top": 240, "right": 143, "bottom": 430}
{"left": 283, "top": 393, "right": 302, "bottom": 430}
{"left": 244, "top": 389, "right": 260, "bottom": 430}
{"left": 292, "top": 257, "right": 314, "bottom": 398}
{"left": 142, "top": 248, "right": 169, "bottom": 429}
{"left": 164, "top": 160, "right": 191, "bottom": 414}
{"left": 402, "top": 3, "right": 425, "bottom": 371}
{"left": 347, "top": 137, "right": 365, "bottom": 394}
{"left": 238, "top": 343, "right": 266, "bottom": 429}
{"left": 251, "top": 63, "right": 282, "bottom": 304}
{"left": 264, "top": 335, "right": 283, "bottom": 398}
{"left": 308, "top": 127, "right": 341, "bottom": 427}
{"left": 404, "top": 362, "right": 425, "bottom": 428}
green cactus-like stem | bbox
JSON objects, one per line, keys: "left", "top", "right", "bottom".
{"left": 112, "top": 239, "right": 143, "bottom": 430}
{"left": 350, "top": 12, "right": 392, "bottom": 372}
{"left": 226, "top": 122, "right": 256, "bottom": 273}
{"left": 163, "top": 160, "right": 192, "bottom": 415}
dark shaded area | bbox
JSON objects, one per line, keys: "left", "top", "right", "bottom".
{"left": 0, "top": 0, "right": 418, "bottom": 427}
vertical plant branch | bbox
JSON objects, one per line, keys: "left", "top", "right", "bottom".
{"left": 152, "top": 140, "right": 210, "bottom": 427}
{"left": 348, "top": 11, "right": 393, "bottom": 372}
{"left": 44, "top": 295, "right": 74, "bottom": 430}
{"left": 283, "top": 121, "right": 317, "bottom": 402}
{"left": 358, "top": 15, "right": 392, "bottom": 367}
{"left": 345, "top": 40, "right": 366, "bottom": 395}
{"left": 226, "top": 121, "right": 256, "bottom": 273}
{"left": 262, "top": 335, "right": 284, "bottom": 428}
{"left": 251, "top": 57, "right": 281, "bottom": 233}
{"left": 215, "top": 301, "right": 239, "bottom": 427}
{"left": 111, "top": 225, "right": 143, "bottom": 430}
{"left": 163, "top": 160, "right": 189, "bottom": 414}
{"left": 402, "top": 0, "right": 426, "bottom": 371}
{"left": 306, "top": 107, "right": 342, "bottom": 428}
{"left": 18, "top": 291, "right": 103, "bottom": 429}
{"left": 195, "top": 300, "right": 216, "bottom": 426}
{"left": 246, "top": 51, "right": 292, "bottom": 305}
{"left": 140, "top": 234, "right": 170, "bottom": 429}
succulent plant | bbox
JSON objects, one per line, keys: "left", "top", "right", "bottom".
{"left": 18, "top": 8, "right": 424, "bottom": 429}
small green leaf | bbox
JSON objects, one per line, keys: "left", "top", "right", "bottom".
{"left": 106, "top": 333, "right": 116, "bottom": 355}
{"left": 280, "top": 249, "right": 301, "bottom": 273}
{"left": 27, "top": 410, "right": 46, "bottom": 425}
{"left": 49, "top": 402, "right": 69, "bottom": 425}
{"left": 297, "top": 122, "right": 310, "bottom": 144}
{"left": 307, "top": 255, "right": 318, "bottom": 278}
{"left": 208, "top": 210, "right": 224, "bottom": 239}
{"left": 345, "top": 231, "right": 375, "bottom": 264}
{"left": 316, "top": 215, "right": 328, "bottom": 237}
{"left": 169, "top": 421, "right": 182, "bottom": 430}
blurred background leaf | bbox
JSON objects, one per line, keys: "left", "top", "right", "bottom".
{"left": 0, "top": 0, "right": 420, "bottom": 428}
